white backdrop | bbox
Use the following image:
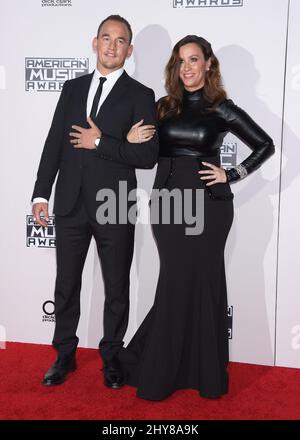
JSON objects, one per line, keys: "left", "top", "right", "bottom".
{"left": 0, "top": 0, "right": 298, "bottom": 369}
{"left": 276, "top": 0, "right": 300, "bottom": 369}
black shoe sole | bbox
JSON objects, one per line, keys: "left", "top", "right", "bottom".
{"left": 42, "top": 378, "right": 65, "bottom": 386}
{"left": 199, "top": 393, "right": 221, "bottom": 399}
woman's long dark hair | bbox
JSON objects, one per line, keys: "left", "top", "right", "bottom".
{"left": 157, "top": 35, "right": 227, "bottom": 121}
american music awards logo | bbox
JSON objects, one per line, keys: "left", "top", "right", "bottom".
{"left": 42, "top": 300, "right": 55, "bottom": 323}
{"left": 220, "top": 141, "right": 238, "bottom": 168}
{"left": 25, "top": 58, "right": 89, "bottom": 91}
{"left": 228, "top": 306, "right": 233, "bottom": 339}
{"left": 26, "top": 215, "right": 56, "bottom": 248}
{"left": 41, "top": 0, "right": 72, "bottom": 7}
{"left": 173, "top": 0, "right": 243, "bottom": 7}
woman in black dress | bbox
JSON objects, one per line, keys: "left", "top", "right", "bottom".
{"left": 121, "top": 35, "right": 275, "bottom": 400}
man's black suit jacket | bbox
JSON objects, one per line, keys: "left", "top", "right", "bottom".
{"left": 32, "top": 71, "right": 159, "bottom": 216}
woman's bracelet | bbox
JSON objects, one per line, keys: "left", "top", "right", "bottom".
{"left": 225, "top": 164, "right": 248, "bottom": 182}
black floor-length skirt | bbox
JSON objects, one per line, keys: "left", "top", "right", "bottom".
{"left": 118, "top": 156, "right": 234, "bottom": 400}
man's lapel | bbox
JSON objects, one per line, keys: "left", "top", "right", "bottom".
{"left": 77, "top": 72, "right": 94, "bottom": 126}
{"left": 96, "top": 71, "right": 130, "bottom": 122}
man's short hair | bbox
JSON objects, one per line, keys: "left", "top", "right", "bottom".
{"left": 97, "top": 15, "right": 133, "bottom": 44}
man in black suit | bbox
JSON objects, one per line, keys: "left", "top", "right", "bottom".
{"left": 32, "top": 15, "right": 159, "bottom": 388}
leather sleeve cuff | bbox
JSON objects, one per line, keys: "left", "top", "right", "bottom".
{"left": 225, "top": 164, "right": 248, "bottom": 183}
{"left": 225, "top": 167, "right": 241, "bottom": 183}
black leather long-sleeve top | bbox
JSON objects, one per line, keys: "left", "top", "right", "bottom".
{"left": 158, "top": 88, "right": 275, "bottom": 182}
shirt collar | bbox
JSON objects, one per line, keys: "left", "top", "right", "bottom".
{"left": 94, "top": 67, "right": 124, "bottom": 83}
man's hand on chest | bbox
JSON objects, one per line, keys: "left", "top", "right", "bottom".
{"left": 69, "top": 117, "right": 101, "bottom": 150}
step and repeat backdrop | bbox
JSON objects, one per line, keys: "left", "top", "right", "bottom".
{"left": 0, "top": 0, "right": 299, "bottom": 368}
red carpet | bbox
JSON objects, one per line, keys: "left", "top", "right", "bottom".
{"left": 0, "top": 342, "right": 299, "bottom": 420}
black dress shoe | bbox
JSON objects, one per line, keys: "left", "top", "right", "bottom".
{"left": 102, "top": 358, "right": 125, "bottom": 389}
{"left": 42, "top": 355, "right": 76, "bottom": 386}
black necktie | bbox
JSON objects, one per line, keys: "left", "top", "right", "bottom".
{"left": 90, "top": 77, "right": 107, "bottom": 120}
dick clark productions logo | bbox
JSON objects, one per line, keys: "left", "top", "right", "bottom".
{"left": 41, "top": 0, "right": 72, "bottom": 7}
{"left": 42, "top": 301, "right": 55, "bottom": 323}
{"left": 25, "top": 58, "right": 89, "bottom": 91}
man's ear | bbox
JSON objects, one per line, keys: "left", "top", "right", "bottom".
{"left": 92, "top": 36, "right": 98, "bottom": 52}
{"left": 127, "top": 44, "right": 133, "bottom": 59}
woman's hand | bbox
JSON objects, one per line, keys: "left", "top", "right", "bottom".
{"left": 127, "top": 119, "right": 156, "bottom": 143}
{"left": 198, "top": 161, "right": 227, "bottom": 186}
